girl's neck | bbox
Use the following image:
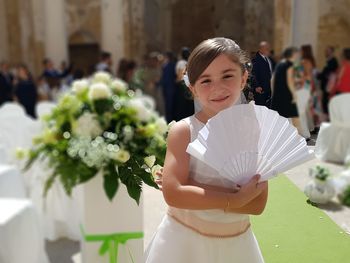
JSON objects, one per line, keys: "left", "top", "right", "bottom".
{"left": 195, "top": 108, "right": 217, "bottom": 123}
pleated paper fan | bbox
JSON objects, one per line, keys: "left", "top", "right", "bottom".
{"left": 186, "top": 102, "right": 314, "bottom": 185}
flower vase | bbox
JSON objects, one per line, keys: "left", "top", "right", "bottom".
{"left": 81, "top": 173, "right": 143, "bottom": 263}
{"left": 304, "top": 178, "right": 335, "bottom": 204}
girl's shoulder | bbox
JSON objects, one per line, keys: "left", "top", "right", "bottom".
{"left": 167, "top": 118, "right": 191, "bottom": 141}
{"left": 166, "top": 118, "right": 192, "bottom": 152}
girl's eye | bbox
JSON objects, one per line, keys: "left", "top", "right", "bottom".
{"left": 223, "top": 75, "right": 234, "bottom": 79}
{"left": 200, "top": 79, "right": 211, "bottom": 84}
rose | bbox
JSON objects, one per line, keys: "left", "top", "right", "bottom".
{"left": 144, "top": 155, "right": 156, "bottom": 168}
{"left": 88, "top": 83, "right": 112, "bottom": 100}
{"left": 155, "top": 117, "right": 168, "bottom": 135}
{"left": 92, "top": 71, "right": 112, "bottom": 84}
{"left": 128, "top": 98, "right": 153, "bottom": 122}
{"left": 72, "top": 79, "right": 89, "bottom": 94}
{"left": 111, "top": 79, "right": 128, "bottom": 92}
{"left": 151, "top": 165, "right": 163, "bottom": 179}
{"left": 109, "top": 149, "right": 130, "bottom": 163}
{"left": 168, "top": 120, "right": 176, "bottom": 129}
{"left": 42, "top": 128, "right": 58, "bottom": 144}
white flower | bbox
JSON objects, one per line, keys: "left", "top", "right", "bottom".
{"left": 144, "top": 155, "right": 156, "bottom": 168}
{"left": 123, "top": 125, "right": 134, "bottom": 141}
{"left": 109, "top": 149, "right": 130, "bottom": 163}
{"left": 93, "top": 71, "right": 112, "bottom": 84}
{"left": 155, "top": 117, "right": 168, "bottom": 134}
{"left": 72, "top": 79, "right": 89, "bottom": 94}
{"left": 151, "top": 164, "right": 163, "bottom": 179}
{"left": 15, "top": 147, "right": 28, "bottom": 159}
{"left": 128, "top": 98, "right": 153, "bottom": 122}
{"left": 88, "top": 83, "right": 111, "bottom": 100}
{"left": 168, "top": 120, "right": 176, "bottom": 129}
{"left": 74, "top": 112, "right": 103, "bottom": 137}
{"left": 111, "top": 79, "right": 128, "bottom": 92}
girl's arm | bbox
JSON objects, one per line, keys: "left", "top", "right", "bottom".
{"left": 189, "top": 179, "right": 268, "bottom": 215}
{"left": 162, "top": 121, "right": 266, "bottom": 211}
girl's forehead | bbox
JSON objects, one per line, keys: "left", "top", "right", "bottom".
{"left": 202, "top": 55, "right": 241, "bottom": 73}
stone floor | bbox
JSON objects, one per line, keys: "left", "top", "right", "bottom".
{"left": 47, "top": 137, "right": 350, "bottom": 262}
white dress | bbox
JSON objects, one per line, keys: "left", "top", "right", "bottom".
{"left": 144, "top": 116, "right": 264, "bottom": 263}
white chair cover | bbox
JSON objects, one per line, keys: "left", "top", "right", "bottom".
{"left": 0, "top": 165, "right": 26, "bottom": 198}
{"left": 35, "top": 101, "right": 56, "bottom": 118}
{"left": 0, "top": 102, "right": 41, "bottom": 165}
{"left": 315, "top": 94, "right": 350, "bottom": 163}
{"left": 0, "top": 102, "right": 82, "bottom": 241}
{"left": 0, "top": 198, "right": 49, "bottom": 263}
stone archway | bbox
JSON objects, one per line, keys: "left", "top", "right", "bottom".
{"left": 317, "top": 13, "right": 350, "bottom": 67}
{"left": 68, "top": 30, "right": 100, "bottom": 76}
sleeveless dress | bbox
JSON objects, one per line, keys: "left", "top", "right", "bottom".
{"left": 144, "top": 116, "right": 264, "bottom": 263}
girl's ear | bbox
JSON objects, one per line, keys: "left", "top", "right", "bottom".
{"left": 241, "top": 70, "right": 248, "bottom": 90}
{"left": 189, "top": 85, "right": 197, "bottom": 97}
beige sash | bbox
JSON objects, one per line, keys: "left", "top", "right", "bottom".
{"left": 168, "top": 207, "right": 250, "bottom": 238}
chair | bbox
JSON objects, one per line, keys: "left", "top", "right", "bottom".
{"left": 35, "top": 101, "right": 56, "bottom": 118}
{"left": 0, "top": 198, "right": 49, "bottom": 263}
{"left": 0, "top": 102, "right": 82, "bottom": 241}
{"left": 315, "top": 94, "right": 350, "bottom": 164}
{"left": 0, "top": 102, "right": 41, "bottom": 164}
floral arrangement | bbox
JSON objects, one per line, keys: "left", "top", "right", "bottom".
{"left": 18, "top": 72, "right": 168, "bottom": 204}
{"left": 309, "top": 165, "right": 331, "bottom": 181}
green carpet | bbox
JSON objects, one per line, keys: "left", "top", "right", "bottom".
{"left": 251, "top": 175, "right": 350, "bottom": 263}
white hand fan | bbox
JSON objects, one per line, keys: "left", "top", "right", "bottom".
{"left": 186, "top": 102, "right": 314, "bottom": 185}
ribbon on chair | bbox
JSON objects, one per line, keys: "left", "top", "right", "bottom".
{"left": 80, "top": 225, "right": 143, "bottom": 263}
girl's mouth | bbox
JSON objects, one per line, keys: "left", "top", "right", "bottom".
{"left": 211, "top": 95, "right": 230, "bottom": 102}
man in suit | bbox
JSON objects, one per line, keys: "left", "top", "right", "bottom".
{"left": 251, "top": 41, "right": 273, "bottom": 107}
{"left": 317, "top": 46, "right": 339, "bottom": 114}
{"left": 0, "top": 61, "right": 14, "bottom": 106}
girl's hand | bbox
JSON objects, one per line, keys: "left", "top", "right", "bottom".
{"left": 154, "top": 167, "right": 163, "bottom": 190}
{"left": 237, "top": 174, "right": 267, "bottom": 206}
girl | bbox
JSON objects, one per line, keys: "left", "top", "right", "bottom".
{"left": 145, "top": 38, "right": 268, "bottom": 263}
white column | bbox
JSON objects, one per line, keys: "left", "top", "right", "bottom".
{"left": 290, "top": 0, "right": 319, "bottom": 51}
{"left": 44, "top": 0, "right": 68, "bottom": 67}
{"left": 101, "top": 0, "right": 125, "bottom": 74}
{"left": 0, "top": 0, "right": 9, "bottom": 61}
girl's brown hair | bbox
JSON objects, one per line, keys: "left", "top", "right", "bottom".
{"left": 186, "top": 37, "right": 249, "bottom": 86}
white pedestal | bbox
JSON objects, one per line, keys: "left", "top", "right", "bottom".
{"left": 81, "top": 174, "right": 143, "bottom": 263}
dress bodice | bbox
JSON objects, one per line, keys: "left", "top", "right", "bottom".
{"left": 178, "top": 116, "right": 249, "bottom": 223}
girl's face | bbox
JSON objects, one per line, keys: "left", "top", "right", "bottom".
{"left": 190, "top": 54, "right": 247, "bottom": 117}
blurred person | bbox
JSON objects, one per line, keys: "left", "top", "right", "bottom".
{"left": 160, "top": 51, "right": 177, "bottom": 122}
{"left": 116, "top": 58, "right": 128, "bottom": 80}
{"left": 271, "top": 47, "right": 300, "bottom": 132}
{"left": 117, "top": 58, "right": 137, "bottom": 83}
{"left": 0, "top": 61, "right": 14, "bottom": 105}
{"left": 317, "top": 46, "right": 339, "bottom": 115}
{"left": 331, "top": 48, "right": 350, "bottom": 96}
{"left": 175, "top": 47, "right": 190, "bottom": 81}
{"left": 14, "top": 64, "right": 38, "bottom": 118}
{"left": 95, "top": 51, "right": 112, "bottom": 73}
{"left": 41, "top": 58, "right": 72, "bottom": 91}
{"left": 296, "top": 44, "right": 317, "bottom": 137}
{"left": 36, "top": 76, "right": 50, "bottom": 101}
{"left": 251, "top": 41, "right": 273, "bottom": 107}
{"left": 173, "top": 47, "right": 194, "bottom": 121}
{"left": 268, "top": 49, "right": 277, "bottom": 72}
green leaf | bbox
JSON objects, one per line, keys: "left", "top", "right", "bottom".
{"left": 118, "top": 166, "right": 142, "bottom": 204}
{"left": 103, "top": 172, "right": 119, "bottom": 201}
{"left": 93, "top": 99, "right": 113, "bottom": 115}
